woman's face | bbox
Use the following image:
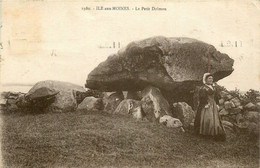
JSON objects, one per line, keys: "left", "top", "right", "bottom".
{"left": 206, "top": 76, "right": 213, "bottom": 85}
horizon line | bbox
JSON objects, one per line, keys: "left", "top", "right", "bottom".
{"left": 1, "top": 83, "right": 35, "bottom": 87}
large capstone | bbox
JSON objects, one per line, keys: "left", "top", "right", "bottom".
{"left": 85, "top": 36, "right": 234, "bottom": 106}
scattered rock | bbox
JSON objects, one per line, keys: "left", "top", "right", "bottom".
{"left": 7, "top": 104, "right": 19, "bottom": 111}
{"left": 5, "top": 98, "right": 19, "bottom": 112}
{"left": 226, "top": 94, "right": 233, "bottom": 100}
{"left": 256, "top": 102, "right": 260, "bottom": 112}
{"left": 114, "top": 99, "right": 132, "bottom": 114}
{"left": 244, "top": 102, "right": 256, "bottom": 110}
{"left": 228, "top": 107, "right": 242, "bottom": 115}
{"left": 222, "top": 120, "right": 234, "bottom": 131}
{"left": 1, "top": 92, "right": 26, "bottom": 112}
{"left": 244, "top": 111, "right": 259, "bottom": 123}
{"left": 159, "top": 115, "right": 183, "bottom": 128}
{"left": 230, "top": 97, "right": 241, "bottom": 107}
{"left": 222, "top": 120, "right": 234, "bottom": 128}
{"left": 172, "top": 102, "right": 195, "bottom": 128}
{"left": 103, "top": 91, "right": 124, "bottom": 113}
{"left": 1, "top": 92, "right": 21, "bottom": 99}
{"left": 218, "top": 105, "right": 224, "bottom": 111}
{"left": 238, "top": 105, "right": 243, "bottom": 110}
{"left": 219, "top": 108, "right": 229, "bottom": 116}
{"left": 236, "top": 113, "right": 245, "bottom": 124}
{"left": 224, "top": 101, "right": 235, "bottom": 109}
{"left": 141, "top": 86, "right": 171, "bottom": 121}
{"left": 0, "top": 98, "right": 7, "bottom": 105}
{"left": 7, "top": 99, "right": 17, "bottom": 105}
{"left": 219, "top": 91, "right": 229, "bottom": 98}
{"left": 16, "top": 94, "right": 28, "bottom": 108}
{"left": 130, "top": 105, "right": 143, "bottom": 120}
{"left": 0, "top": 92, "right": 9, "bottom": 99}
{"left": 114, "top": 99, "right": 143, "bottom": 119}
{"left": 234, "top": 121, "right": 250, "bottom": 134}
{"left": 219, "top": 99, "right": 225, "bottom": 105}
{"left": 77, "top": 96, "right": 103, "bottom": 111}
{"left": 229, "top": 114, "right": 237, "bottom": 122}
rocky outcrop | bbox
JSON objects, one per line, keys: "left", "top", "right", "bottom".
{"left": 86, "top": 36, "right": 234, "bottom": 106}
{"left": 27, "top": 80, "right": 86, "bottom": 113}
{"left": 141, "top": 86, "right": 171, "bottom": 121}
{"left": 77, "top": 96, "right": 103, "bottom": 111}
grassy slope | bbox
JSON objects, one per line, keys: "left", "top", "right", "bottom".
{"left": 1, "top": 110, "right": 259, "bottom": 168}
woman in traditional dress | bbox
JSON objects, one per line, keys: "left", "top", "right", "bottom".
{"left": 194, "top": 73, "right": 226, "bottom": 141}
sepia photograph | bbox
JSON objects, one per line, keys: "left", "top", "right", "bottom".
{"left": 0, "top": 0, "right": 259, "bottom": 167}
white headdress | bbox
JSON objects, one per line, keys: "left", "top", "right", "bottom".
{"left": 203, "top": 73, "right": 212, "bottom": 84}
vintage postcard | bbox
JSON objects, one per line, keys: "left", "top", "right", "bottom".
{"left": 0, "top": 0, "right": 259, "bottom": 167}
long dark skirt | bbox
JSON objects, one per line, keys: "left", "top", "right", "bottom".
{"left": 194, "top": 96, "right": 226, "bottom": 141}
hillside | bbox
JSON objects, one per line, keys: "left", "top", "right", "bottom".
{"left": 1, "top": 110, "right": 259, "bottom": 168}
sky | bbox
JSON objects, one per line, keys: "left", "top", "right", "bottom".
{"left": 0, "top": 0, "right": 260, "bottom": 92}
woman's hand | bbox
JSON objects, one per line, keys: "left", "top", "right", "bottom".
{"left": 205, "top": 103, "right": 210, "bottom": 108}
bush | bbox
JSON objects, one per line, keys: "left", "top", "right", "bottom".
{"left": 215, "top": 84, "right": 242, "bottom": 99}
{"left": 229, "top": 88, "right": 243, "bottom": 99}
{"left": 241, "top": 89, "right": 260, "bottom": 105}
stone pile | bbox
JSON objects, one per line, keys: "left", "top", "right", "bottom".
{"left": 0, "top": 91, "right": 25, "bottom": 112}
{"left": 217, "top": 90, "right": 260, "bottom": 137}
{"left": 78, "top": 85, "right": 195, "bottom": 130}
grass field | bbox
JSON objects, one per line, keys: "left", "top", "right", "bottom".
{"left": 1, "top": 110, "right": 259, "bottom": 168}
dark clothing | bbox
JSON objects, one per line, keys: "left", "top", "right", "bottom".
{"left": 194, "top": 84, "right": 226, "bottom": 140}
